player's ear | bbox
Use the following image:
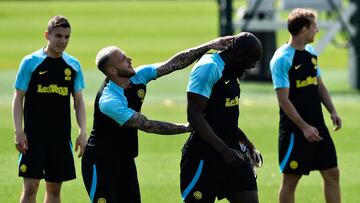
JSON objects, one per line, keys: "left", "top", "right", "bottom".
{"left": 108, "top": 66, "right": 116, "bottom": 75}
{"left": 45, "top": 31, "right": 49, "bottom": 40}
{"left": 302, "top": 26, "right": 308, "bottom": 34}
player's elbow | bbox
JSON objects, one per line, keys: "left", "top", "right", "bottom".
{"left": 187, "top": 107, "right": 200, "bottom": 126}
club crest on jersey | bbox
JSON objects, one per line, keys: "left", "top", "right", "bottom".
{"left": 64, "top": 68, "right": 72, "bottom": 81}
{"left": 311, "top": 57, "right": 317, "bottom": 69}
{"left": 193, "top": 191, "right": 202, "bottom": 200}
{"left": 137, "top": 89, "right": 145, "bottom": 99}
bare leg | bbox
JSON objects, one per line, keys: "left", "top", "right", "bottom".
{"left": 279, "top": 173, "right": 302, "bottom": 203}
{"left": 320, "top": 167, "right": 340, "bottom": 203}
{"left": 226, "top": 190, "right": 259, "bottom": 203}
{"left": 20, "top": 178, "right": 40, "bottom": 203}
{"left": 44, "top": 181, "right": 62, "bottom": 203}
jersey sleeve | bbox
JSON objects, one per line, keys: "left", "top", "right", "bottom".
{"left": 74, "top": 62, "right": 85, "bottom": 92}
{"left": 14, "top": 57, "right": 33, "bottom": 91}
{"left": 316, "top": 67, "right": 321, "bottom": 77}
{"left": 270, "top": 56, "right": 291, "bottom": 89}
{"left": 99, "top": 94, "right": 135, "bottom": 126}
{"left": 131, "top": 65, "right": 157, "bottom": 85}
{"left": 187, "top": 63, "right": 221, "bottom": 98}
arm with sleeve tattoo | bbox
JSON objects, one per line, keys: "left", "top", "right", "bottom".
{"left": 156, "top": 36, "right": 233, "bottom": 78}
{"left": 124, "top": 112, "right": 192, "bottom": 135}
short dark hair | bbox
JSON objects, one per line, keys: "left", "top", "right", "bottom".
{"left": 47, "top": 15, "right": 71, "bottom": 33}
{"left": 231, "top": 32, "right": 262, "bottom": 60}
{"left": 287, "top": 8, "right": 316, "bottom": 36}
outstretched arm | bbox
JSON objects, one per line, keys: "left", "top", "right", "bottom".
{"left": 156, "top": 36, "right": 233, "bottom": 78}
{"left": 317, "top": 77, "right": 342, "bottom": 131}
{"left": 187, "top": 92, "right": 245, "bottom": 166}
{"left": 124, "top": 112, "right": 192, "bottom": 135}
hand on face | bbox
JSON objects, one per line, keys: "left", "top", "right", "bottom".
{"left": 208, "top": 36, "right": 234, "bottom": 51}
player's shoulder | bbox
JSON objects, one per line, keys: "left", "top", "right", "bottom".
{"left": 100, "top": 81, "right": 127, "bottom": 108}
{"left": 19, "top": 49, "right": 47, "bottom": 72}
{"left": 135, "top": 64, "right": 156, "bottom": 74}
{"left": 193, "top": 53, "right": 223, "bottom": 72}
{"left": 305, "top": 44, "right": 317, "bottom": 56}
{"left": 273, "top": 44, "right": 295, "bottom": 59}
{"left": 22, "top": 49, "right": 47, "bottom": 63}
{"left": 62, "top": 51, "right": 80, "bottom": 63}
{"left": 130, "top": 64, "right": 157, "bottom": 84}
{"left": 103, "top": 81, "right": 125, "bottom": 98}
{"left": 62, "top": 52, "right": 82, "bottom": 71}
{"left": 198, "top": 53, "right": 222, "bottom": 65}
{"left": 271, "top": 44, "right": 295, "bottom": 66}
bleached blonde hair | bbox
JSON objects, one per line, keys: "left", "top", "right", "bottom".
{"left": 95, "top": 46, "right": 122, "bottom": 73}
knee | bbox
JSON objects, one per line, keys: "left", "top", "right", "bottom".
{"left": 281, "top": 175, "right": 301, "bottom": 192}
{"left": 23, "top": 181, "right": 39, "bottom": 197}
{"left": 323, "top": 168, "right": 340, "bottom": 183}
{"left": 46, "top": 182, "right": 62, "bottom": 197}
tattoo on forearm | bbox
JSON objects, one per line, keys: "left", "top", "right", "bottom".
{"left": 125, "top": 112, "right": 188, "bottom": 135}
{"left": 156, "top": 45, "right": 209, "bottom": 77}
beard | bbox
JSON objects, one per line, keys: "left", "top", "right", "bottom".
{"left": 117, "top": 68, "right": 136, "bottom": 78}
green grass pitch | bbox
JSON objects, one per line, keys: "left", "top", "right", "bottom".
{"left": 0, "top": 1, "right": 359, "bottom": 203}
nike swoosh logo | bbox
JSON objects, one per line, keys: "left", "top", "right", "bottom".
{"left": 294, "top": 64, "right": 301, "bottom": 70}
{"left": 225, "top": 80, "right": 230, "bottom": 84}
{"left": 39, "top": 71, "right": 48, "bottom": 75}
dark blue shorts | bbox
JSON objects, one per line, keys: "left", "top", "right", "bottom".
{"left": 279, "top": 125, "right": 338, "bottom": 175}
{"left": 18, "top": 136, "right": 75, "bottom": 182}
{"left": 180, "top": 152, "right": 257, "bottom": 203}
{"left": 82, "top": 147, "right": 140, "bottom": 203}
